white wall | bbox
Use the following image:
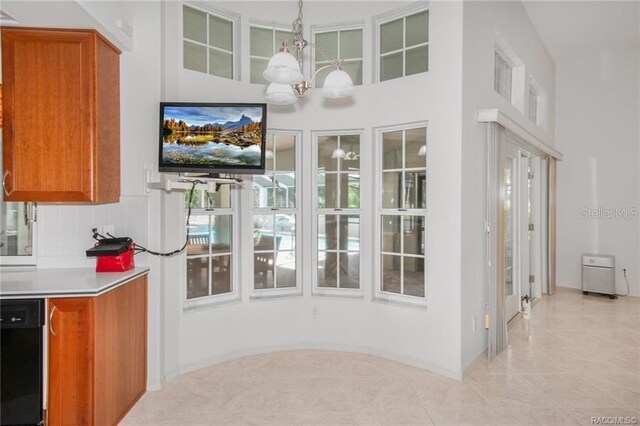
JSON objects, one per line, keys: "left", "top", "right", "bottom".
{"left": 158, "top": 0, "right": 467, "bottom": 379}
{"left": 460, "top": 1, "right": 556, "bottom": 370}
{"left": 556, "top": 45, "right": 640, "bottom": 296}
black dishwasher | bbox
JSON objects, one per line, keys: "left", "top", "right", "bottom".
{"left": 0, "top": 299, "right": 45, "bottom": 426}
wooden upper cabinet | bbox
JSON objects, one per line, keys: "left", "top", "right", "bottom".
{"left": 1, "top": 28, "right": 121, "bottom": 203}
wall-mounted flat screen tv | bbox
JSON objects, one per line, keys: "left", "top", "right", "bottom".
{"left": 159, "top": 102, "right": 267, "bottom": 175}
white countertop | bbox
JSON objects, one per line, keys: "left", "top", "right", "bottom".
{"left": 0, "top": 267, "right": 150, "bottom": 299}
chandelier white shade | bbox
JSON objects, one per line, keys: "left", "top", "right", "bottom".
{"left": 418, "top": 145, "right": 427, "bottom": 156}
{"left": 322, "top": 69, "right": 355, "bottom": 98}
{"left": 265, "top": 83, "right": 298, "bottom": 105}
{"left": 263, "top": 50, "right": 304, "bottom": 85}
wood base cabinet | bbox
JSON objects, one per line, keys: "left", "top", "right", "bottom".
{"left": 48, "top": 275, "right": 147, "bottom": 426}
{"left": 1, "top": 28, "right": 121, "bottom": 203}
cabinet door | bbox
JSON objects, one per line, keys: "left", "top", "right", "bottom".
{"left": 48, "top": 298, "right": 94, "bottom": 426}
{"left": 94, "top": 275, "right": 147, "bottom": 425}
{"left": 2, "top": 30, "right": 95, "bottom": 202}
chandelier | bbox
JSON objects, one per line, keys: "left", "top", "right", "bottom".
{"left": 263, "top": 0, "right": 355, "bottom": 105}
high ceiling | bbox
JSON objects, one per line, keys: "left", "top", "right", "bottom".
{"left": 522, "top": 1, "right": 640, "bottom": 61}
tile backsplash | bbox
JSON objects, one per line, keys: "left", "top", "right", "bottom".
{"left": 36, "top": 195, "right": 149, "bottom": 268}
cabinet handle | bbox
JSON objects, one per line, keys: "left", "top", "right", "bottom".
{"left": 49, "top": 306, "right": 57, "bottom": 336}
{"left": 2, "top": 171, "right": 13, "bottom": 197}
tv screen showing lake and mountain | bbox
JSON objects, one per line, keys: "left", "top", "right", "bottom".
{"left": 159, "top": 103, "right": 267, "bottom": 174}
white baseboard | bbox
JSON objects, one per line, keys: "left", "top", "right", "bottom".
{"left": 177, "top": 343, "right": 464, "bottom": 382}
{"left": 461, "top": 348, "right": 488, "bottom": 378}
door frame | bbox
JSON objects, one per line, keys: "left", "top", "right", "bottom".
{"left": 482, "top": 113, "right": 561, "bottom": 359}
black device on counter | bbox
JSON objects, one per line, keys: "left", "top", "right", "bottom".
{"left": 86, "top": 237, "right": 133, "bottom": 257}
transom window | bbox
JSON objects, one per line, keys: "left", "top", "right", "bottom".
{"left": 378, "top": 9, "right": 429, "bottom": 82}
{"left": 250, "top": 24, "right": 291, "bottom": 84}
{"left": 183, "top": 4, "right": 235, "bottom": 79}
{"left": 184, "top": 186, "right": 236, "bottom": 303}
{"left": 313, "top": 28, "right": 363, "bottom": 88}
{"left": 378, "top": 126, "right": 427, "bottom": 300}
{"left": 494, "top": 50, "right": 513, "bottom": 102}
{"left": 315, "top": 133, "right": 361, "bottom": 292}
{"left": 252, "top": 133, "right": 299, "bottom": 292}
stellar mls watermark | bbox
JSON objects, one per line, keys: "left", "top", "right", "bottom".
{"left": 581, "top": 207, "right": 638, "bottom": 220}
{"left": 591, "top": 417, "right": 638, "bottom": 425}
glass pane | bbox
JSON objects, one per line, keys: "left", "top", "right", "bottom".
{"left": 275, "top": 30, "right": 292, "bottom": 49}
{"left": 0, "top": 202, "right": 34, "bottom": 256}
{"left": 275, "top": 134, "right": 296, "bottom": 171}
{"left": 505, "top": 158, "right": 514, "bottom": 296}
{"left": 187, "top": 215, "right": 209, "bottom": 256}
{"left": 380, "top": 18, "right": 403, "bottom": 54}
{"left": 209, "top": 49, "right": 233, "bottom": 79}
{"left": 250, "top": 27, "right": 273, "bottom": 57}
{"left": 185, "top": 188, "right": 204, "bottom": 209}
{"left": 340, "top": 215, "right": 359, "bottom": 251}
{"left": 318, "top": 253, "right": 338, "bottom": 288}
{"left": 319, "top": 215, "right": 337, "bottom": 250}
{"left": 318, "top": 174, "right": 326, "bottom": 209}
{"left": 382, "top": 132, "right": 403, "bottom": 169}
{"left": 322, "top": 173, "right": 339, "bottom": 209}
{"left": 254, "top": 253, "right": 274, "bottom": 289}
{"left": 314, "top": 63, "right": 332, "bottom": 89}
{"left": 346, "top": 173, "right": 360, "bottom": 209}
{"left": 265, "top": 135, "right": 274, "bottom": 171}
{"left": 340, "top": 134, "right": 360, "bottom": 170}
{"left": 253, "top": 175, "right": 274, "bottom": 208}
{"left": 341, "top": 61, "right": 363, "bottom": 86}
{"left": 318, "top": 136, "right": 339, "bottom": 172}
{"left": 405, "top": 11, "right": 428, "bottom": 47}
{"left": 250, "top": 58, "right": 268, "bottom": 84}
{"left": 402, "top": 216, "right": 424, "bottom": 255}
{"left": 382, "top": 254, "right": 402, "bottom": 294}
{"left": 183, "top": 6, "right": 206, "bottom": 43}
{"left": 211, "top": 215, "right": 231, "bottom": 254}
{"left": 495, "top": 52, "right": 512, "bottom": 101}
{"left": 276, "top": 251, "right": 296, "bottom": 288}
{"left": 405, "top": 170, "right": 426, "bottom": 209}
{"left": 339, "top": 174, "right": 358, "bottom": 209}
{"left": 315, "top": 31, "right": 338, "bottom": 60}
{"left": 275, "top": 214, "right": 296, "bottom": 250}
{"left": 406, "top": 45, "right": 428, "bottom": 76}
{"left": 381, "top": 215, "right": 401, "bottom": 254}
{"left": 382, "top": 172, "right": 402, "bottom": 209}
{"left": 405, "top": 127, "right": 427, "bottom": 169}
{"left": 380, "top": 51, "right": 403, "bottom": 81}
{"left": 254, "top": 215, "right": 274, "bottom": 250}
{"left": 209, "top": 15, "right": 233, "bottom": 51}
{"left": 403, "top": 257, "right": 425, "bottom": 297}
{"left": 340, "top": 29, "right": 362, "bottom": 59}
{"left": 185, "top": 188, "right": 231, "bottom": 209}
{"left": 207, "top": 186, "right": 232, "bottom": 209}
{"left": 184, "top": 41, "right": 207, "bottom": 73}
{"left": 274, "top": 173, "right": 296, "bottom": 208}
{"left": 187, "top": 257, "right": 209, "bottom": 299}
{"left": 211, "top": 255, "right": 231, "bottom": 295}
{"left": 339, "top": 252, "right": 359, "bottom": 289}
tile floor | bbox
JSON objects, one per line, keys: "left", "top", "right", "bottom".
{"left": 121, "top": 287, "right": 639, "bottom": 425}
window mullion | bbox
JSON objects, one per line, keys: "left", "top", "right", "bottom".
{"left": 400, "top": 217, "right": 405, "bottom": 295}
{"left": 402, "top": 17, "right": 406, "bottom": 77}
{"left": 208, "top": 216, "right": 213, "bottom": 296}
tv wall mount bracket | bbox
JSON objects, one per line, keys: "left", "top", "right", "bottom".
{"left": 146, "top": 174, "right": 243, "bottom": 193}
